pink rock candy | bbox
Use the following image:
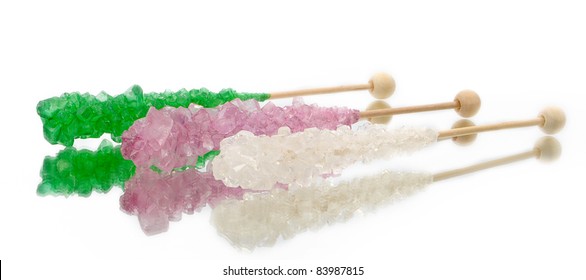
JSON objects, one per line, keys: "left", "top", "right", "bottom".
{"left": 120, "top": 167, "right": 247, "bottom": 235}
{"left": 121, "top": 99, "right": 360, "bottom": 172}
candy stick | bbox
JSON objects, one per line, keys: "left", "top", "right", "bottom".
{"left": 122, "top": 92, "right": 481, "bottom": 172}
{"left": 37, "top": 86, "right": 269, "bottom": 146}
{"left": 37, "top": 73, "right": 395, "bottom": 146}
{"left": 211, "top": 136, "right": 562, "bottom": 250}
{"left": 211, "top": 107, "right": 564, "bottom": 190}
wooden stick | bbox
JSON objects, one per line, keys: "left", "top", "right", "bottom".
{"left": 359, "top": 89, "right": 481, "bottom": 119}
{"left": 437, "top": 117, "right": 544, "bottom": 140}
{"left": 436, "top": 107, "right": 565, "bottom": 139}
{"left": 360, "top": 101, "right": 458, "bottom": 118}
{"left": 433, "top": 136, "right": 561, "bottom": 182}
{"left": 270, "top": 84, "right": 371, "bottom": 99}
{"left": 269, "top": 72, "right": 395, "bottom": 100}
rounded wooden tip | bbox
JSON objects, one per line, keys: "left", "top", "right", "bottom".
{"left": 454, "top": 90, "right": 481, "bottom": 118}
{"left": 538, "top": 106, "right": 566, "bottom": 134}
{"left": 365, "top": 100, "right": 392, "bottom": 124}
{"left": 451, "top": 119, "right": 477, "bottom": 145}
{"left": 369, "top": 72, "right": 395, "bottom": 99}
{"left": 534, "top": 136, "right": 561, "bottom": 162}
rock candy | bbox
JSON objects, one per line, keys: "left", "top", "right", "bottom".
{"left": 121, "top": 98, "right": 360, "bottom": 172}
{"left": 36, "top": 85, "right": 269, "bottom": 146}
{"left": 212, "top": 122, "right": 437, "bottom": 190}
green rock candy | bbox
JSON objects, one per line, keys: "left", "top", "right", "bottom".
{"left": 36, "top": 85, "right": 270, "bottom": 146}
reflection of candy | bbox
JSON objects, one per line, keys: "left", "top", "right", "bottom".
{"left": 212, "top": 122, "right": 437, "bottom": 190}
{"left": 212, "top": 171, "right": 432, "bottom": 250}
{"left": 211, "top": 136, "right": 565, "bottom": 250}
{"left": 121, "top": 98, "right": 360, "bottom": 172}
{"left": 37, "top": 142, "right": 221, "bottom": 197}
{"left": 120, "top": 168, "right": 247, "bottom": 235}
{"left": 37, "top": 140, "right": 135, "bottom": 197}
{"left": 36, "top": 85, "right": 269, "bottom": 146}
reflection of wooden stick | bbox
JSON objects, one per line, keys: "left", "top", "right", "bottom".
{"left": 437, "top": 106, "right": 566, "bottom": 139}
{"left": 434, "top": 150, "right": 537, "bottom": 182}
{"left": 359, "top": 89, "right": 481, "bottom": 118}
{"left": 269, "top": 72, "right": 395, "bottom": 99}
{"left": 438, "top": 119, "right": 477, "bottom": 145}
{"left": 433, "top": 136, "right": 561, "bottom": 182}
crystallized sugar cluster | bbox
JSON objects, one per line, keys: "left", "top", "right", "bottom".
{"left": 37, "top": 140, "right": 135, "bottom": 197}
{"left": 36, "top": 85, "right": 270, "bottom": 146}
{"left": 120, "top": 168, "right": 248, "bottom": 235}
{"left": 212, "top": 122, "right": 438, "bottom": 190}
{"left": 121, "top": 98, "right": 360, "bottom": 172}
{"left": 212, "top": 171, "right": 433, "bottom": 250}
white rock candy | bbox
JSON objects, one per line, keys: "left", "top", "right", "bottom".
{"left": 211, "top": 170, "right": 433, "bottom": 250}
{"left": 211, "top": 122, "right": 437, "bottom": 190}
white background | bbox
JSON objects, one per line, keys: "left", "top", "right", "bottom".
{"left": 1, "top": 0, "right": 585, "bottom": 279}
